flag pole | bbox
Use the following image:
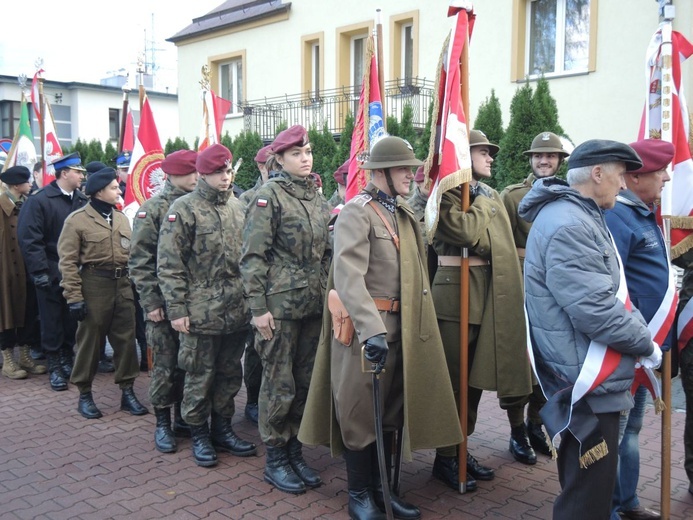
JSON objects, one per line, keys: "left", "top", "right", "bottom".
{"left": 457, "top": 9, "right": 471, "bottom": 495}
{"left": 376, "top": 9, "right": 386, "bottom": 130}
{"left": 118, "top": 79, "right": 131, "bottom": 154}
{"left": 658, "top": 3, "right": 674, "bottom": 516}
{"left": 137, "top": 53, "right": 146, "bottom": 112}
{"left": 36, "top": 69, "right": 46, "bottom": 177}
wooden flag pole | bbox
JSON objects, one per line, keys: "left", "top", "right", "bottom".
{"left": 457, "top": 14, "right": 471, "bottom": 495}
{"left": 37, "top": 73, "right": 46, "bottom": 176}
{"left": 137, "top": 53, "right": 146, "bottom": 112}
{"left": 376, "top": 9, "right": 386, "bottom": 130}
{"left": 118, "top": 80, "right": 131, "bottom": 154}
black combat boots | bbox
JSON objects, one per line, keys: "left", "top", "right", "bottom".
{"left": 526, "top": 419, "right": 553, "bottom": 456}
{"left": 173, "top": 402, "right": 191, "bottom": 437}
{"left": 431, "top": 453, "right": 477, "bottom": 492}
{"left": 78, "top": 391, "right": 103, "bottom": 419}
{"left": 509, "top": 424, "right": 537, "bottom": 465}
{"left": 121, "top": 387, "right": 149, "bottom": 415}
{"left": 210, "top": 413, "right": 257, "bottom": 456}
{"left": 466, "top": 452, "right": 495, "bottom": 481}
{"left": 46, "top": 352, "right": 68, "bottom": 391}
{"left": 287, "top": 437, "right": 322, "bottom": 488}
{"left": 264, "top": 445, "right": 306, "bottom": 494}
{"left": 343, "top": 447, "right": 386, "bottom": 520}
{"left": 154, "top": 408, "right": 177, "bottom": 453}
{"left": 189, "top": 422, "right": 218, "bottom": 467}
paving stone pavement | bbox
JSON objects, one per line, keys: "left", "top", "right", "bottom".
{"left": 1, "top": 363, "right": 692, "bottom": 519}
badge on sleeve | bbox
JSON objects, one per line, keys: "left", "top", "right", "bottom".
{"left": 137, "top": 211, "right": 147, "bottom": 219}
{"left": 256, "top": 198, "right": 268, "bottom": 207}
{"left": 168, "top": 214, "right": 177, "bottom": 222}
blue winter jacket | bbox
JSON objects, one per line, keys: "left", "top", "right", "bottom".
{"left": 518, "top": 178, "right": 654, "bottom": 414}
{"left": 605, "top": 191, "right": 673, "bottom": 351}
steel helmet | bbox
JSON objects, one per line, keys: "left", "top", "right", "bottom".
{"left": 523, "top": 132, "right": 569, "bottom": 157}
{"left": 360, "top": 136, "right": 423, "bottom": 170}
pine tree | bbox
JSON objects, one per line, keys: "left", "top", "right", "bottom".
{"left": 495, "top": 82, "right": 535, "bottom": 190}
{"left": 532, "top": 77, "right": 565, "bottom": 138}
{"left": 415, "top": 101, "right": 434, "bottom": 161}
{"left": 104, "top": 142, "right": 117, "bottom": 165}
{"left": 230, "top": 131, "right": 264, "bottom": 190}
{"left": 473, "top": 90, "right": 504, "bottom": 189}
{"left": 308, "top": 123, "right": 338, "bottom": 196}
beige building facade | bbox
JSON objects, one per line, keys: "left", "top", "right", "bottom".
{"left": 169, "top": 0, "right": 693, "bottom": 147}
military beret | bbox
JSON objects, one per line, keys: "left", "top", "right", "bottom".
{"left": 0, "top": 165, "right": 31, "bottom": 185}
{"left": 116, "top": 151, "right": 131, "bottom": 168}
{"left": 254, "top": 145, "right": 272, "bottom": 163}
{"left": 627, "top": 139, "right": 675, "bottom": 174}
{"left": 271, "top": 125, "right": 309, "bottom": 154}
{"left": 333, "top": 159, "right": 349, "bottom": 186}
{"left": 414, "top": 165, "right": 425, "bottom": 183}
{"left": 85, "top": 161, "right": 108, "bottom": 176}
{"left": 196, "top": 144, "right": 232, "bottom": 175}
{"left": 568, "top": 139, "right": 643, "bottom": 171}
{"left": 162, "top": 150, "right": 198, "bottom": 176}
{"left": 85, "top": 167, "right": 117, "bottom": 196}
{"left": 310, "top": 172, "right": 323, "bottom": 188}
{"left": 51, "top": 152, "right": 86, "bottom": 172}
{"left": 469, "top": 130, "right": 500, "bottom": 156}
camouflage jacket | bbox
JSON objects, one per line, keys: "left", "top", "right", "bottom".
{"left": 327, "top": 190, "right": 344, "bottom": 211}
{"left": 129, "top": 179, "right": 189, "bottom": 314}
{"left": 240, "top": 171, "right": 332, "bottom": 319}
{"left": 239, "top": 177, "right": 263, "bottom": 208}
{"left": 157, "top": 178, "right": 249, "bottom": 335}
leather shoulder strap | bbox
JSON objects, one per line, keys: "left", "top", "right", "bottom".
{"left": 367, "top": 200, "right": 400, "bottom": 252}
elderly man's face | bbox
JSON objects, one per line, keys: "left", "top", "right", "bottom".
{"left": 598, "top": 163, "right": 626, "bottom": 209}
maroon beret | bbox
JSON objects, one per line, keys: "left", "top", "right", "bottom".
{"left": 254, "top": 145, "right": 272, "bottom": 163}
{"left": 310, "top": 172, "right": 323, "bottom": 188}
{"left": 162, "top": 150, "right": 198, "bottom": 176}
{"left": 196, "top": 144, "right": 233, "bottom": 175}
{"left": 333, "top": 159, "right": 349, "bottom": 186}
{"left": 271, "top": 125, "right": 309, "bottom": 154}
{"left": 414, "top": 165, "right": 425, "bottom": 183}
{"left": 628, "top": 139, "right": 675, "bottom": 174}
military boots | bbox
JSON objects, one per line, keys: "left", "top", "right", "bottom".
{"left": 526, "top": 419, "right": 553, "bottom": 456}
{"left": 18, "top": 346, "right": 47, "bottom": 374}
{"left": 189, "top": 422, "right": 218, "bottom": 467}
{"left": 509, "top": 424, "right": 537, "bottom": 465}
{"left": 210, "top": 413, "right": 256, "bottom": 457}
{"left": 1, "top": 349, "right": 27, "bottom": 380}
{"left": 264, "top": 445, "right": 306, "bottom": 494}
{"left": 287, "top": 437, "right": 322, "bottom": 488}
{"left": 154, "top": 408, "right": 177, "bottom": 453}
{"left": 46, "top": 352, "right": 68, "bottom": 391}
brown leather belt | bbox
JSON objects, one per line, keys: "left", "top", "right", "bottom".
{"left": 84, "top": 265, "right": 129, "bottom": 279}
{"left": 516, "top": 247, "right": 526, "bottom": 258}
{"left": 373, "top": 298, "right": 401, "bottom": 313}
{"left": 437, "top": 255, "right": 490, "bottom": 267}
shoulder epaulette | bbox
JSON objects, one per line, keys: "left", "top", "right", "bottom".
{"left": 348, "top": 193, "right": 372, "bottom": 207}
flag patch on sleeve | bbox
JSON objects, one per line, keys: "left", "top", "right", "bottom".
{"left": 256, "top": 198, "right": 268, "bottom": 207}
{"left": 137, "top": 211, "right": 147, "bottom": 218}
{"left": 168, "top": 214, "right": 177, "bottom": 222}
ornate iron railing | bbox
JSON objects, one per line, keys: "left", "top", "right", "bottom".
{"left": 239, "top": 78, "right": 435, "bottom": 141}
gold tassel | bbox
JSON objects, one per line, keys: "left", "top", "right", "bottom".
{"left": 654, "top": 397, "right": 666, "bottom": 414}
{"left": 578, "top": 440, "right": 609, "bottom": 469}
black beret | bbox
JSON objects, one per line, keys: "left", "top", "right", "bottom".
{"left": 0, "top": 165, "right": 31, "bottom": 185}
{"left": 85, "top": 167, "right": 117, "bottom": 196}
{"left": 568, "top": 139, "right": 643, "bottom": 171}
{"left": 85, "top": 161, "right": 108, "bottom": 176}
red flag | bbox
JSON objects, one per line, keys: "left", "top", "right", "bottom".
{"left": 31, "top": 70, "right": 63, "bottom": 186}
{"left": 198, "top": 89, "right": 232, "bottom": 151}
{"left": 345, "top": 35, "right": 385, "bottom": 202}
{"left": 122, "top": 97, "right": 165, "bottom": 222}
{"left": 122, "top": 107, "right": 135, "bottom": 153}
{"left": 423, "top": 6, "right": 475, "bottom": 240}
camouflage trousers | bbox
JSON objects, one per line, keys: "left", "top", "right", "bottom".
{"left": 177, "top": 328, "right": 247, "bottom": 426}
{"left": 255, "top": 317, "right": 321, "bottom": 446}
{"left": 243, "top": 328, "right": 262, "bottom": 404}
{"left": 147, "top": 319, "right": 185, "bottom": 409}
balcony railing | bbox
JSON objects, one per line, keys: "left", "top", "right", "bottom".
{"left": 239, "top": 78, "right": 435, "bottom": 141}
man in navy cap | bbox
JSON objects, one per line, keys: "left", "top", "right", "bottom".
{"left": 0, "top": 166, "right": 46, "bottom": 379}
{"left": 57, "top": 167, "right": 147, "bottom": 419}
{"left": 519, "top": 139, "right": 661, "bottom": 519}
{"left": 605, "top": 139, "right": 675, "bottom": 520}
{"left": 17, "top": 152, "right": 88, "bottom": 391}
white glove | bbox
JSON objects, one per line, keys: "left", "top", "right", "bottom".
{"left": 640, "top": 342, "right": 662, "bottom": 370}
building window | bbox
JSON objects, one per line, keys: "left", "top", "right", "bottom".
{"left": 352, "top": 36, "right": 366, "bottom": 96}
{"left": 391, "top": 11, "right": 419, "bottom": 84}
{"left": 0, "top": 101, "right": 20, "bottom": 140}
{"left": 109, "top": 108, "right": 119, "bottom": 142}
{"left": 220, "top": 58, "right": 243, "bottom": 115}
{"left": 512, "top": 0, "right": 596, "bottom": 81}
{"left": 301, "top": 33, "right": 325, "bottom": 100}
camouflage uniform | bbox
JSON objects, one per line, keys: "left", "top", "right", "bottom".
{"left": 239, "top": 177, "right": 263, "bottom": 207}
{"left": 240, "top": 171, "right": 331, "bottom": 446}
{"left": 327, "top": 190, "right": 344, "bottom": 211}
{"left": 129, "top": 179, "right": 189, "bottom": 409}
{"left": 157, "top": 178, "right": 249, "bottom": 425}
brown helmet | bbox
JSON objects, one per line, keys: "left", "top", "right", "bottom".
{"left": 523, "top": 132, "right": 569, "bottom": 157}
{"left": 360, "top": 136, "right": 423, "bottom": 170}
{"left": 469, "top": 129, "right": 500, "bottom": 156}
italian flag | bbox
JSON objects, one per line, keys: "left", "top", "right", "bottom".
{"left": 3, "top": 96, "right": 37, "bottom": 172}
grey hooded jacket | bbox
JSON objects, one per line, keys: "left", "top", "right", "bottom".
{"left": 518, "top": 177, "right": 654, "bottom": 414}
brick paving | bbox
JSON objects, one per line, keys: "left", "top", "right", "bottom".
{"left": 1, "top": 366, "right": 693, "bottom": 519}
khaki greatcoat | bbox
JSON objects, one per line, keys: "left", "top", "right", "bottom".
{"left": 0, "top": 193, "right": 26, "bottom": 331}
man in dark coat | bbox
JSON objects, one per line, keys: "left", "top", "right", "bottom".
{"left": 17, "top": 153, "right": 88, "bottom": 391}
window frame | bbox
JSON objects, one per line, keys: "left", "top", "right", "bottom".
{"left": 208, "top": 50, "right": 247, "bottom": 118}
{"left": 390, "top": 11, "right": 419, "bottom": 85}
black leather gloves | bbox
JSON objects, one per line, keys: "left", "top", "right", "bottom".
{"left": 69, "top": 301, "right": 87, "bottom": 321}
{"left": 364, "top": 333, "right": 388, "bottom": 375}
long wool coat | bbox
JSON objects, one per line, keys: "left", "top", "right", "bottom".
{"left": 0, "top": 193, "right": 26, "bottom": 331}
{"left": 299, "top": 188, "right": 462, "bottom": 460}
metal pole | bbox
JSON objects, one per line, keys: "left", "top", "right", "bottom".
{"left": 118, "top": 81, "right": 131, "bottom": 154}
{"left": 376, "top": 9, "right": 387, "bottom": 130}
